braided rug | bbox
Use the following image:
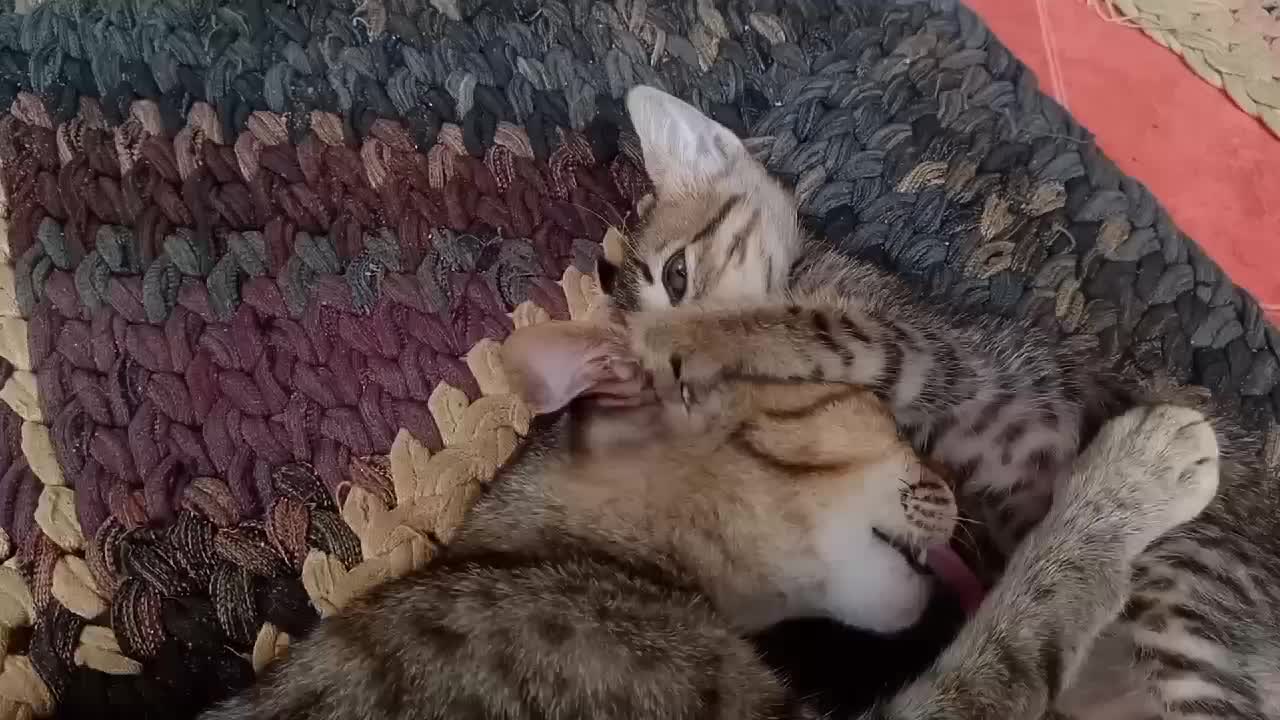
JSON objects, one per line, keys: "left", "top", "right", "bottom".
{"left": 1097, "top": 0, "right": 1280, "bottom": 138}
{"left": 0, "top": 0, "right": 1277, "bottom": 717}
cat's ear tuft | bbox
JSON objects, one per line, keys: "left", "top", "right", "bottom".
{"left": 626, "top": 86, "right": 745, "bottom": 197}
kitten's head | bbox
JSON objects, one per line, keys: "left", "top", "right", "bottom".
{"left": 603, "top": 86, "right": 802, "bottom": 312}
{"left": 500, "top": 318, "right": 974, "bottom": 633}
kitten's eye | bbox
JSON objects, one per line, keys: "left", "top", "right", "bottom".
{"left": 662, "top": 250, "right": 687, "bottom": 304}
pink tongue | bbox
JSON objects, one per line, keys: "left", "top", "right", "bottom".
{"left": 926, "top": 544, "right": 985, "bottom": 616}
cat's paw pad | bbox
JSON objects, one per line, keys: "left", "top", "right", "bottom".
{"left": 1091, "top": 404, "right": 1220, "bottom": 528}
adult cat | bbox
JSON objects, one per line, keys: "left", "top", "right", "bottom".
{"left": 610, "top": 85, "right": 1275, "bottom": 719}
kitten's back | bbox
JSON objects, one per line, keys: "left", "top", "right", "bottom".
{"left": 202, "top": 547, "right": 795, "bottom": 720}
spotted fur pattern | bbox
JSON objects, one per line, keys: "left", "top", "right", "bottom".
{"left": 614, "top": 85, "right": 1277, "bottom": 719}
{"left": 614, "top": 88, "right": 1103, "bottom": 559}
{"left": 871, "top": 405, "right": 1220, "bottom": 720}
{"left": 201, "top": 392, "right": 1219, "bottom": 720}
{"left": 201, "top": 350, "right": 960, "bottom": 719}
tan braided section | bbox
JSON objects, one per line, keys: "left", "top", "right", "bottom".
{"left": 0, "top": 99, "right": 53, "bottom": 718}
{"left": 1095, "top": 0, "right": 1280, "bottom": 137}
{"left": 254, "top": 264, "right": 607, "bottom": 671}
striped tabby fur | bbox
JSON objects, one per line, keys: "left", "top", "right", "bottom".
{"left": 203, "top": 320, "right": 956, "bottom": 718}
{"left": 201, "top": 335, "right": 1220, "bottom": 719}
{"left": 611, "top": 85, "right": 1276, "bottom": 719}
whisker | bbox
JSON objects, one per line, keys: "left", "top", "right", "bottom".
{"left": 619, "top": 229, "right": 641, "bottom": 255}
{"left": 951, "top": 524, "right": 981, "bottom": 556}
{"left": 566, "top": 200, "right": 627, "bottom": 235}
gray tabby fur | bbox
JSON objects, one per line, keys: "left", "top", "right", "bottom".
{"left": 200, "top": 392, "right": 1218, "bottom": 719}
{"left": 611, "top": 85, "right": 1277, "bottom": 719}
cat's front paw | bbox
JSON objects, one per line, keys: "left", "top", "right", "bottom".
{"left": 1078, "top": 404, "right": 1220, "bottom": 543}
{"left": 628, "top": 313, "right": 734, "bottom": 408}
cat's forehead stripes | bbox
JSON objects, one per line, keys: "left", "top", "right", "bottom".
{"left": 632, "top": 191, "right": 772, "bottom": 306}
{"left": 646, "top": 193, "right": 743, "bottom": 255}
{"left": 692, "top": 203, "right": 765, "bottom": 300}
{"left": 692, "top": 194, "right": 743, "bottom": 246}
{"left": 726, "top": 207, "right": 762, "bottom": 267}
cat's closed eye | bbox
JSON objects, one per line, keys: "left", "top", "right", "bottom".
{"left": 663, "top": 249, "right": 688, "bottom": 304}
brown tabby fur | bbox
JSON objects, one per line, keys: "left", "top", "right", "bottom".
{"left": 201, "top": 384, "right": 1221, "bottom": 720}
{"left": 609, "top": 85, "right": 1251, "bottom": 719}
{"left": 200, "top": 83, "right": 1226, "bottom": 720}
{"left": 202, "top": 322, "right": 957, "bottom": 719}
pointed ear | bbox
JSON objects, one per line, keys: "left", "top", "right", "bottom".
{"left": 626, "top": 86, "right": 746, "bottom": 197}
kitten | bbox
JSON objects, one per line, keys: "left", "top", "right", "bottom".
{"left": 611, "top": 85, "right": 1275, "bottom": 719}
{"left": 486, "top": 317, "right": 977, "bottom": 634}
{"left": 199, "top": 311, "right": 1219, "bottom": 719}
{"left": 610, "top": 85, "right": 1102, "bottom": 558}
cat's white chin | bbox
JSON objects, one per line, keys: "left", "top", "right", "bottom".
{"left": 818, "top": 533, "right": 936, "bottom": 634}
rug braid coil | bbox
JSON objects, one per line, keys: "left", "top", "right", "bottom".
{"left": 1099, "top": 0, "right": 1280, "bottom": 138}
{"left": 0, "top": 0, "right": 1275, "bottom": 717}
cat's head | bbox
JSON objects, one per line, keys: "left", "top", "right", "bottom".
{"left": 500, "top": 318, "right": 973, "bottom": 633}
{"left": 602, "top": 86, "right": 803, "bottom": 312}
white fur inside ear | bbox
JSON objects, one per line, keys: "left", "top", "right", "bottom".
{"left": 626, "top": 86, "right": 745, "bottom": 197}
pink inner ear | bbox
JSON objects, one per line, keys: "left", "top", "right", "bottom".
{"left": 501, "top": 320, "right": 644, "bottom": 414}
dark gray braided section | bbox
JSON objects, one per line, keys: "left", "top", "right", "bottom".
{"left": 0, "top": 1, "right": 1276, "bottom": 718}
{"left": 2, "top": 0, "right": 1276, "bottom": 426}
{"left": 737, "top": 4, "right": 1280, "bottom": 430}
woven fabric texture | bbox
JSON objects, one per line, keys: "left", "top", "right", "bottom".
{"left": 0, "top": 0, "right": 1276, "bottom": 717}
{"left": 1098, "top": 0, "right": 1280, "bottom": 138}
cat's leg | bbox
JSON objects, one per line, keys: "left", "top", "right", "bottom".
{"left": 626, "top": 297, "right": 1075, "bottom": 553}
{"left": 862, "top": 404, "right": 1220, "bottom": 720}
{"left": 1109, "top": 536, "right": 1271, "bottom": 720}
{"left": 628, "top": 299, "right": 920, "bottom": 404}
{"left": 625, "top": 293, "right": 1057, "bottom": 433}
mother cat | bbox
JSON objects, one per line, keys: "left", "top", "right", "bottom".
{"left": 611, "top": 86, "right": 1279, "bottom": 719}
